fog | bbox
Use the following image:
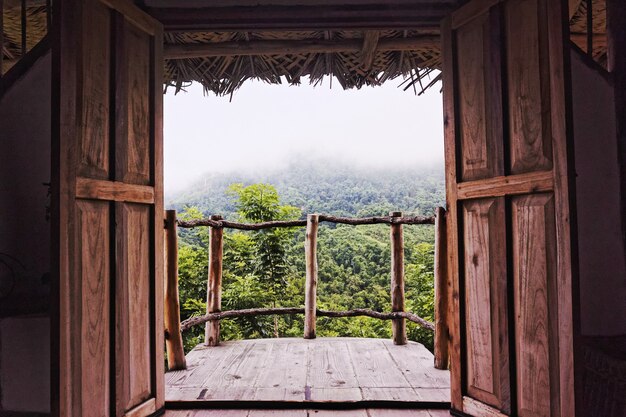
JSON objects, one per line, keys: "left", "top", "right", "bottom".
{"left": 164, "top": 78, "right": 444, "bottom": 193}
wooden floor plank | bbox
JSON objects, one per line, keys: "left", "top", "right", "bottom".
{"left": 381, "top": 340, "right": 450, "bottom": 389}
{"left": 165, "top": 337, "right": 450, "bottom": 405}
{"left": 164, "top": 410, "right": 450, "bottom": 417}
{"left": 346, "top": 339, "right": 412, "bottom": 390}
{"left": 307, "top": 339, "right": 360, "bottom": 389}
{"left": 253, "top": 341, "right": 309, "bottom": 401}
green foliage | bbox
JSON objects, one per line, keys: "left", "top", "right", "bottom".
{"left": 173, "top": 166, "right": 442, "bottom": 354}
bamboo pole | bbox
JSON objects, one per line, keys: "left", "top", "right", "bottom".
{"left": 164, "top": 210, "right": 186, "bottom": 370}
{"left": 434, "top": 207, "right": 449, "bottom": 369}
{"left": 304, "top": 214, "right": 319, "bottom": 339}
{"left": 205, "top": 214, "right": 224, "bottom": 346}
{"left": 390, "top": 211, "right": 407, "bottom": 345}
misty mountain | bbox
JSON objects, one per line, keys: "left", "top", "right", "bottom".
{"left": 166, "top": 159, "right": 446, "bottom": 218}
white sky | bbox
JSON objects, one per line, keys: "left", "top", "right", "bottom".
{"left": 164, "top": 77, "right": 444, "bottom": 193}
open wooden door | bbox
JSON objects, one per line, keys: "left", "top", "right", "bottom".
{"left": 442, "top": 0, "right": 577, "bottom": 416}
{"left": 52, "top": 0, "right": 164, "bottom": 416}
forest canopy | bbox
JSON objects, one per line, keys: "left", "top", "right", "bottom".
{"left": 168, "top": 162, "right": 445, "bottom": 353}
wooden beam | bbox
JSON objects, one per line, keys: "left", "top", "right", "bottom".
{"left": 205, "top": 215, "right": 224, "bottom": 346}
{"left": 3, "top": 0, "right": 46, "bottom": 7}
{"left": 146, "top": 4, "right": 452, "bottom": 32}
{"left": 164, "top": 36, "right": 439, "bottom": 59}
{"left": 433, "top": 207, "right": 448, "bottom": 370}
{"left": 164, "top": 210, "right": 186, "bottom": 371}
{"left": 390, "top": 211, "right": 407, "bottom": 346}
{"left": 304, "top": 214, "right": 319, "bottom": 339}
{"left": 360, "top": 30, "right": 380, "bottom": 70}
{"left": 75, "top": 177, "right": 155, "bottom": 204}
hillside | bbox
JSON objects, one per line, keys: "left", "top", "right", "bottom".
{"left": 166, "top": 159, "right": 446, "bottom": 217}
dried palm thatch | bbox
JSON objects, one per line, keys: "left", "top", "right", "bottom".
{"left": 164, "top": 29, "right": 442, "bottom": 96}
{"left": 569, "top": 0, "right": 607, "bottom": 66}
{"left": 1, "top": 4, "right": 48, "bottom": 73}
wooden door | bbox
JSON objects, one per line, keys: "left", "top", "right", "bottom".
{"left": 52, "top": 0, "right": 164, "bottom": 416}
{"left": 442, "top": 0, "right": 577, "bottom": 416}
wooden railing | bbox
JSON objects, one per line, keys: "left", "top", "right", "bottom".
{"left": 164, "top": 209, "right": 449, "bottom": 372}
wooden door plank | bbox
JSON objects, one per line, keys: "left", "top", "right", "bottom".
{"left": 75, "top": 178, "right": 155, "bottom": 204}
{"left": 456, "top": 171, "right": 554, "bottom": 200}
{"left": 116, "top": 203, "right": 153, "bottom": 413}
{"left": 505, "top": 0, "right": 553, "bottom": 174}
{"left": 511, "top": 193, "right": 558, "bottom": 417}
{"left": 74, "top": 200, "right": 111, "bottom": 417}
{"left": 462, "top": 198, "right": 510, "bottom": 412}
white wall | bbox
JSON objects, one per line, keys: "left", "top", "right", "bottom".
{"left": 571, "top": 47, "right": 626, "bottom": 336}
{"left": 0, "top": 52, "right": 51, "bottom": 412}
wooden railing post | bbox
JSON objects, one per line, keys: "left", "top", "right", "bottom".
{"left": 304, "top": 214, "right": 319, "bottom": 339}
{"left": 164, "top": 210, "right": 186, "bottom": 370}
{"left": 205, "top": 214, "right": 223, "bottom": 346}
{"left": 390, "top": 211, "right": 407, "bottom": 345}
{"left": 434, "top": 207, "right": 449, "bottom": 369}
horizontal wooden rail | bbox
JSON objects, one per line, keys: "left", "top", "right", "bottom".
{"left": 177, "top": 214, "right": 435, "bottom": 229}
{"left": 180, "top": 307, "right": 434, "bottom": 332}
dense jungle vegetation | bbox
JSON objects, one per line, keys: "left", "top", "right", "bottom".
{"left": 167, "top": 161, "right": 445, "bottom": 353}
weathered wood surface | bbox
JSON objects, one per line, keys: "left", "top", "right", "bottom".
{"left": 205, "top": 215, "right": 224, "bottom": 346}
{"left": 433, "top": 207, "right": 448, "bottom": 370}
{"left": 54, "top": 0, "right": 164, "bottom": 415}
{"left": 462, "top": 198, "right": 510, "bottom": 412}
{"left": 177, "top": 215, "right": 435, "bottom": 229}
{"left": 165, "top": 409, "right": 451, "bottom": 417}
{"left": 165, "top": 210, "right": 186, "bottom": 371}
{"left": 389, "top": 212, "right": 406, "bottom": 345}
{"left": 180, "top": 308, "right": 434, "bottom": 332}
{"left": 165, "top": 36, "right": 439, "bottom": 59}
{"left": 165, "top": 338, "right": 450, "bottom": 404}
{"left": 304, "top": 214, "right": 319, "bottom": 339}
{"left": 443, "top": 0, "right": 576, "bottom": 416}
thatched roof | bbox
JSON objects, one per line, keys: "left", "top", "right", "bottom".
{"left": 164, "top": 29, "right": 442, "bottom": 96}
{"left": 1, "top": 0, "right": 609, "bottom": 94}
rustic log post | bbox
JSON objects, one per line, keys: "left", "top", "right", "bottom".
{"left": 164, "top": 210, "right": 186, "bottom": 370}
{"left": 390, "top": 211, "right": 407, "bottom": 345}
{"left": 434, "top": 207, "right": 449, "bottom": 369}
{"left": 205, "top": 214, "right": 224, "bottom": 346}
{"left": 304, "top": 214, "right": 319, "bottom": 339}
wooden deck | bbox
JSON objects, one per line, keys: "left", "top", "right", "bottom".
{"left": 165, "top": 337, "right": 450, "bottom": 408}
{"left": 165, "top": 409, "right": 451, "bottom": 416}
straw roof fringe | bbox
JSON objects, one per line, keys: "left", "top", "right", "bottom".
{"left": 164, "top": 30, "right": 442, "bottom": 97}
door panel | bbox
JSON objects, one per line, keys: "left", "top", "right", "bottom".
{"left": 443, "top": 0, "right": 576, "bottom": 416}
{"left": 511, "top": 194, "right": 558, "bottom": 417}
{"left": 462, "top": 198, "right": 510, "bottom": 412}
{"left": 116, "top": 203, "right": 153, "bottom": 413}
{"left": 505, "top": 0, "right": 553, "bottom": 174}
{"left": 54, "top": 0, "right": 164, "bottom": 416}
{"left": 456, "top": 9, "right": 504, "bottom": 182}
{"left": 75, "top": 200, "right": 111, "bottom": 417}
{"left": 78, "top": 0, "right": 112, "bottom": 180}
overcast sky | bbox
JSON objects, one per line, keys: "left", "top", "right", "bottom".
{"left": 164, "top": 77, "right": 444, "bottom": 193}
